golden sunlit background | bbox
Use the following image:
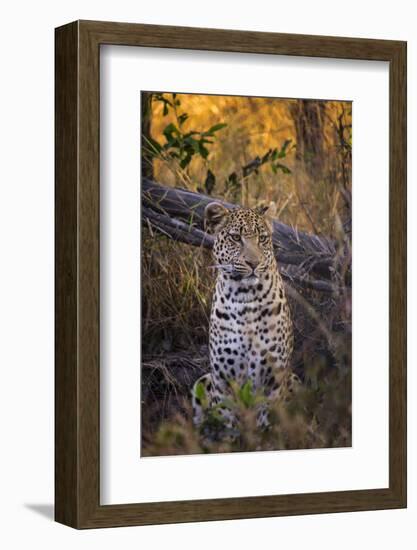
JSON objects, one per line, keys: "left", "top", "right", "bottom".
{"left": 142, "top": 92, "right": 352, "bottom": 234}
{"left": 141, "top": 92, "right": 352, "bottom": 457}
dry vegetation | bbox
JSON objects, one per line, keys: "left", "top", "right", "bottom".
{"left": 141, "top": 92, "right": 352, "bottom": 456}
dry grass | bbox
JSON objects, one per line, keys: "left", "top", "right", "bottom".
{"left": 148, "top": 93, "right": 351, "bottom": 234}
{"left": 141, "top": 93, "right": 352, "bottom": 456}
{"left": 143, "top": 363, "right": 351, "bottom": 456}
{"left": 142, "top": 233, "right": 213, "bottom": 355}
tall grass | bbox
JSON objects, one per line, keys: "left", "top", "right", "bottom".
{"left": 141, "top": 93, "right": 352, "bottom": 456}
{"left": 142, "top": 233, "right": 213, "bottom": 355}
{"left": 148, "top": 93, "right": 351, "bottom": 234}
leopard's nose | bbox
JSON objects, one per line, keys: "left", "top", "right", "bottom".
{"left": 246, "top": 259, "right": 259, "bottom": 270}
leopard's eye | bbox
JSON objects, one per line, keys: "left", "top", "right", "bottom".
{"left": 229, "top": 233, "right": 241, "bottom": 242}
{"left": 259, "top": 234, "right": 269, "bottom": 243}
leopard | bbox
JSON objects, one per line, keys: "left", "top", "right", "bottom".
{"left": 192, "top": 200, "right": 299, "bottom": 434}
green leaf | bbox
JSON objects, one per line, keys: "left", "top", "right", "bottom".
{"left": 208, "top": 122, "right": 227, "bottom": 134}
{"left": 270, "top": 148, "right": 279, "bottom": 161}
{"left": 178, "top": 113, "right": 189, "bottom": 126}
{"left": 183, "top": 136, "right": 200, "bottom": 153}
{"left": 239, "top": 380, "right": 255, "bottom": 408}
{"left": 278, "top": 139, "right": 292, "bottom": 158}
{"left": 195, "top": 381, "right": 206, "bottom": 402}
{"left": 179, "top": 153, "right": 193, "bottom": 169}
{"left": 163, "top": 122, "right": 179, "bottom": 140}
{"left": 164, "top": 138, "right": 180, "bottom": 150}
{"left": 220, "top": 397, "right": 236, "bottom": 410}
{"left": 274, "top": 162, "right": 291, "bottom": 174}
{"left": 198, "top": 143, "right": 210, "bottom": 159}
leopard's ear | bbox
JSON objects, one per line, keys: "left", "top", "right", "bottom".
{"left": 204, "top": 202, "right": 229, "bottom": 234}
{"left": 255, "top": 204, "right": 268, "bottom": 216}
{"left": 259, "top": 202, "right": 277, "bottom": 232}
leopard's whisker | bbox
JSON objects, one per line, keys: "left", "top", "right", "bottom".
{"left": 208, "top": 264, "right": 233, "bottom": 271}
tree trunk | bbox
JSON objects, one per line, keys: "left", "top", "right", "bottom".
{"left": 141, "top": 92, "right": 154, "bottom": 180}
{"left": 290, "top": 99, "right": 326, "bottom": 181}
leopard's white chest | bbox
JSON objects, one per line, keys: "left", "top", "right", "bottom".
{"left": 209, "top": 270, "right": 293, "bottom": 392}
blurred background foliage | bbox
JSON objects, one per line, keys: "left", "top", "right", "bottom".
{"left": 141, "top": 92, "right": 352, "bottom": 456}
{"left": 142, "top": 92, "right": 352, "bottom": 234}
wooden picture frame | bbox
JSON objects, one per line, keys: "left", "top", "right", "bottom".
{"left": 55, "top": 20, "right": 407, "bottom": 528}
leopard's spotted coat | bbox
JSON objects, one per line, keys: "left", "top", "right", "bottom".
{"left": 192, "top": 202, "right": 298, "bottom": 431}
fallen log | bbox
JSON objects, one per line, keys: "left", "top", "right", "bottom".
{"left": 142, "top": 177, "right": 347, "bottom": 291}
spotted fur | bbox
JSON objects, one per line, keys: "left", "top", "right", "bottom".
{"left": 192, "top": 202, "right": 297, "bottom": 432}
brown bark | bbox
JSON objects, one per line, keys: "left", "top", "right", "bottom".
{"left": 290, "top": 99, "right": 326, "bottom": 180}
{"left": 141, "top": 92, "right": 154, "bottom": 180}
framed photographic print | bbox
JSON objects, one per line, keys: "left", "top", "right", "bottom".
{"left": 55, "top": 20, "right": 407, "bottom": 528}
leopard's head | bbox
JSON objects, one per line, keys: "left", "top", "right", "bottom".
{"left": 204, "top": 202, "right": 277, "bottom": 280}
